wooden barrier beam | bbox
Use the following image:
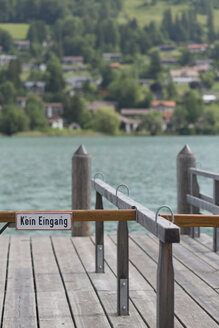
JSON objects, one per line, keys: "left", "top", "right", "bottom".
{"left": 0, "top": 210, "right": 136, "bottom": 223}
{"left": 161, "top": 214, "right": 219, "bottom": 227}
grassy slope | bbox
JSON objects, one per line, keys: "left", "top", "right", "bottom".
{"left": 0, "top": 23, "right": 29, "bottom": 40}
{"left": 118, "top": 0, "right": 219, "bottom": 30}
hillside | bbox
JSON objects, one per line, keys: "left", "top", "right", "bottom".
{"left": 118, "top": 0, "right": 219, "bottom": 30}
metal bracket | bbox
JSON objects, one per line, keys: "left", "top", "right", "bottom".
{"left": 119, "top": 279, "right": 128, "bottom": 315}
{"left": 96, "top": 244, "right": 104, "bottom": 273}
{"left": 0, "top": 223, "right": 9, "bottom": 235}
{"left": 191, "top": 227, "right": 200, "bottom": 238}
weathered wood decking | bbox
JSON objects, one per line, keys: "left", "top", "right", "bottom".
{"left": 0, "top": 233, "right": 218, "bottom": 328}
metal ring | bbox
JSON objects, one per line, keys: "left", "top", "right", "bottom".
{"left": 155, "top": 205, "right": 174, "bottom": 235}
{"left": 94, "top": 172, "right": 105, "bottom": 182}
{"left": 116, "top": 184, "right": 129, "bottom": 208}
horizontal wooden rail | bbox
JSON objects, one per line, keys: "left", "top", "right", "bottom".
{"left": 187, "top": 195, "right": 219, "bottom": 214}
{"left": 190, "top": 168, "right": 219, "bottom": 181}
{"left": 161, "top": 214, "right": 219, "bottom": 227}
{"left": 0, "top": 210, "right": 136, "bottom": 223}
{"left": 92, "top": 179, "right": 180, "bottom": 243}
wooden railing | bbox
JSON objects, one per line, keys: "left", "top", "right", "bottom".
{"left": 92, "top": 178, "right": 180, "bottom": 327}
{"left": 187, "top": 167, "right": 219, "bottom": 252}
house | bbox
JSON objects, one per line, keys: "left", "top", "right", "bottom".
{"left": 87, "top": 101, "right": 118, "bottom": 111}
{"left": 162, "top": 112, "right": 174, "bottom": 131}
{"left": 13, "top": 40, "right": 30, "bottom": 50}
{"left": 161, "top": 58, "right": 177, "bottom": 66}
{"left": 49, "top": 117, "right": 63, "bottom": 129}
{"left": 66, "top": 76, "right": 90, "bottom": 89}
{"left": 151, "top": 101, "right": 176, "bottom": 113}
{"left": 24, "top": 81, "right": 46, "bottom": 94}
{"left": 138, "top": 79, "right": 151, "bottom": 86}
{"left": 109, "top": 62, "right": 120, "bottom": 69}
{"left": 103, "top": 53, "right": 122, "bottom": 62}
{"left": 16, "top": 97, "right": 27, "bottom": 108}
{"left": 188, "top": 44, "right": 208, "bottom": 53}
{"left": 42, "top": 40, "right": 54, "bottom": 48}
{"left": 45, "top": 103, "right": 64, "bottom": 119}
{"left": 120, "top": 109, "right": 150, "bottom": 117}
{"left": 0, "top": 55, "right": 17, "bottom": 66}
{"left": 159, "top": 45, "right": 176, "bottom": 52}
{"left": 202, "top": 94, "right": 217, "bottom": 103}
{"left": 170, "top": 68, "right": 200, "bottom": 84}
{"left": 120, "top": 116, "right": 140, "bottom": 133}
{"left": 62, "top": 56, "right": 84, "bottom": 67}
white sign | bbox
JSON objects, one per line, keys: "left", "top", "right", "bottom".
{"left": 16, "top": 212, "right": 72, "bottom": 230}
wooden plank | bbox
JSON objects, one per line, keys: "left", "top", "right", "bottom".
{"left": 92, "top": 179, "right": 180, "bottom": 243}
{"left": 161, "top": 214, "right": 219, "bottom": 227}
{"left": 31, "top": 236, "right": 74, "bottom": 326}
{"left": 0, "top": 236, "right": 9, "bottom": 327}
{"left": 130, "top": 234, "right": 219, "bottom": 325}
{"left": 187, "top": 195, "right": 219, "bottom": 214}
{"left": 200, "top": 193, "right": 214, "bottom": 204}
{"left": 198, "top": 233, "right": 213, "bottom": 250}
{"left": 52, "top": 236, "right": 111, "bottom": 328}
{"left": 3, "top": 236, "right": 37, "bottom": 328}
{"left": 0, "top": 210, "right": 136, "bottom": 223}
{"left": 189, "top": 168, "right": 219, "bottom": 181}
{"left": 104, "top": 235, "right": 183, "bottom": 328}
{"left": 180, "top": 235, "right": 219, "bottom": 270}
{"left": 72, "top": 236, "right": 147, "bottom": 327}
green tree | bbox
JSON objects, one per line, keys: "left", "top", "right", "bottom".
{"left": 148, "top": 49, "right": 162, "bottom": 78}
{"left": 166, "top": 80, "right": 178, "bottom": 100}
{"left": 207, "top": 5, "right": 215, "bottom": 42}
{"left": 64, "top": 95, "right": 92, "bottom": 128}
{"left": 93, "top": 107, "right": 120, "bottom": 135}
{"left": 200, "top": 71, "right": 215, "bottom": 89}
{"left": 25, "top": 96, "right": 47, "bottom": 130}
{"left": 109, "top": 75, "right": 141, "bottom": 108}
{"left": 0, "top": 28, "right": 13, "bottom": 52}
{"left": 6, "top": 59, "right": 22, "bottom": 89}
{"left": 184, "top": 90, "right": 203, "bottom": 124}
{"left": 46, "top": 55, "right": 64, "bottom": 93}
{"left": 0, "top": 105, "right": 29, "bottom": 135}
{"left": 27, "top": 21, "right": 48, "bottom": 43}
{"left": 0, "top": 81, "right": 15, "bottom": 104}
{"left": 138, "top": 113, "right": 162, "bottom": 135}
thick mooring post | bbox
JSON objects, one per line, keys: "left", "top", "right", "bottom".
{"left": 72, "top": 145, "right": 91, "bottom": 236}
{"left": 95, "top": 192, "right": 104, "bottom": 273}
{"left": 213, "top": 180, "right": 219, "bottom": 252}
{"left": 117, "top": 221, "right": 129, "bottom": 316}
{"left": 157, "top": 241, "right": 174, "bottom": 328}
{"left": 177, "top": 145, "right": 197, "bottom": 235}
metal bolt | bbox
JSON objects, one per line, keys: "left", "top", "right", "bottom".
{"left": 122, "top": 306, "right": 126, "bottom": 310}
{"left": 122, "top": 282, "right": 126, "bottom": 286}
{"left": 99, "top": 265, "right": 102, "bottom": 269}
{"left": 99, "top": 245, "right": 102, "bottom": 250}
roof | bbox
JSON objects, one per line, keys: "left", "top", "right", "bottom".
{"left": 87, "top": 101, "right": 117, "bottom": 111}
{"left": 49, "top": 117, "right": 63, "bottom": 123}
{"left": 188, "top": 44, "right": 208, "bottom": 50}
{"left": 45, "top": 103, "right": 63, "bottom": 108}
{"left": 62, "top": 56, "right": 84, "bottom": 61}
{"left": 152, "top": 101, "right": 176, "bottom": 108}
{"left": 162, "top": 113, "right": 173, "bottom": 119}
{"left": 109, "top": 62, "right": 120, "bottom": 68}
{"left": 16, "top": 96, "right": 27, "bottom": 101}
{"left": 121, "top": 109, "right": 150, "bottom": 115}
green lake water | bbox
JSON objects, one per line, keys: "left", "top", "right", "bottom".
{"left": 0, "top": 135, "right": 218, "bottom": 236}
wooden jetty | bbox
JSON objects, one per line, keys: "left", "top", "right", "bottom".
{"left": 0, "top": 144, "right": 218, "bottom": 327}
{"left": 0, "top": 233, "right": 218, "bottom": 328}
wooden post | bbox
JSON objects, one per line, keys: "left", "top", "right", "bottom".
{"left": 72, "top": 145, "right": 91, "bottom": 236}
{"left": 117, "top": 221, "right": 129, "bottom": 315}
{"left": 213, "top": 180, "right": 219, "bottom": 252}
{"left": 95, "top": 192, "right": 104, "bottom": 273}
{"left": 190, "top": 173, "right": 200, "bottom": 238}
{"left": 157, "top": 241, "right": 174, "bottom": 328}
{"left": 177, "top": 145, "right": 196, "bottom": 235}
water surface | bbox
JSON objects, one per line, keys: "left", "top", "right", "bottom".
{"left": 0, "top": 136, "right": 218, "bottom": 236}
